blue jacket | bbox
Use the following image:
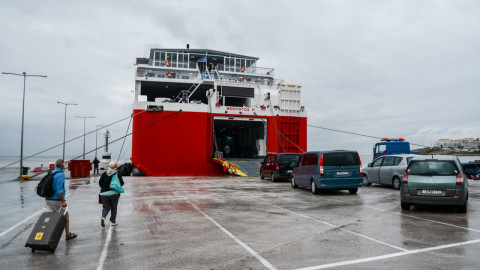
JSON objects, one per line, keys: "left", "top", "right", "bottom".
{"left": 46, "top": 167, "right": 66, "bottom": 201}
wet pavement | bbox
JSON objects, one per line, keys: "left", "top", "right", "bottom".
{"left": 1, "top": 176, "right": 480, "bottom": 269}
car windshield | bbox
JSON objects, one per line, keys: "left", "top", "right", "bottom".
{"left": 324, "top": 152, "right": 360, "bottom": 166}
{"left": 408, "top": 160, "right": 459, "bottom": 176}
{"left": 278, "top": 154, "right": 301, "bottom": 165}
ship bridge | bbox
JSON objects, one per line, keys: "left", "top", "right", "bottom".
{"left": 135, "top": 48, "right": 276, "bottom": 86}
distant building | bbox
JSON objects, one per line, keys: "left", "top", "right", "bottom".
{"left": 436, "top": 138, "right": 480, "bottom": 152}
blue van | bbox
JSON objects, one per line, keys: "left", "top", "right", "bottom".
{"left": 291, "top": 150, "right": 363, "bottom": 194}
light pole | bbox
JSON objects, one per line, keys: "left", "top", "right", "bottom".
{"left": 57, "top": 101, "right": 77, "bottom": 161}
{"left": 95, "top": 125, "right": 105, "bottom": 158}
{"left": 75, "top": 116, "right": 95, "bottom": 160}
{"left": 2, "top": 72, "right": 47, "bottom": 177}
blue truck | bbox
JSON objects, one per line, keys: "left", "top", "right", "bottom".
{"left": 373, "top": 138, "right": 420, "bottom": 160}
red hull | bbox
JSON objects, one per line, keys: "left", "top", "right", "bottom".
{"left": 131, "top": 110, "right": 307, "bottom": 176}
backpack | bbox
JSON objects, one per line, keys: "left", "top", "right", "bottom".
{"left": 36, "top": 171, "right": 61, "bottom": 198}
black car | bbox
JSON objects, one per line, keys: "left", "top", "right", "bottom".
{"left": 260, "top": 153, "right": 301, "bottom": 182}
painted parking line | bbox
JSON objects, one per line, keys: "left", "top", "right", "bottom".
{"left": 321, "top": 194, "right": 480, "bottom": 234}
{"left": 0, "top": 193, "right": 72, "bottom": 239}
{"left": 255, "top": 198, "right": 407, "bottom": 252}
{"left": 0, "top": 208, "right": 44, "bottom": 239}
{"left": 306, "top": 193, "right": 480, "bottom": 234}
{"left": 292, "top": 238, "right": 480, "bottom": 270}
{"left": 364, "top": 205, "right": 480, "bottom": 233}
{"left": 188, "top": 201, "right": 278, "bottom": 270}
{"left": 96, "top": 225, "right": 113, "bottom": 270}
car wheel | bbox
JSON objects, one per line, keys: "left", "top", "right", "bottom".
{"left": 362, "top": 174, "right": 372, "bottom": 186}
{"left": 311, "top": 180, "right": 319, "bottom": 194}
{"left": 348, "top": 188, "right": 358, "bottom": 194}
{"left": 291, "top": 176, "right": 297, "bottom": 188}
{"left": 401, "top": 202, "right": 411, "bottom": 210}
{"left": 459, "top": 201, "right": 468, "bottom": 213}
{"left": 260, "top": 170, "right": 264, "bottom": 179}
{"left": 272, "top": 172, "right": 276, "bottom": 182}
{"left": 392, "top": 177, "right": 401, "bottom": 190}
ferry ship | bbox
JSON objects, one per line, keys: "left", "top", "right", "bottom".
{"left": 131, "top": 46, "right": 307, "bottom": 176}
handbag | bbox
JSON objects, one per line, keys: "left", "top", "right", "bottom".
{"left": 98, "top": 194, "right": 102, "bottom": 204}
{"left": 109, "top": 173, "right": 124, "bottom": 193}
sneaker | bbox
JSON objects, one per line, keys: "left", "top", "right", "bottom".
{"left": 101, "top": 218, "right": 105, "bottom": 227}
{"left": 111, "top": 223, "right": 118, "bottom": 226}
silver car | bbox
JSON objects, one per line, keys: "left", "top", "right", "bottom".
{"left": 363, "top": 154, "right": 416, "bottom": 189}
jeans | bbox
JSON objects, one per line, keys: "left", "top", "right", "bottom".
{"left": 101, "top": 194, "right": 120, "bottom": 223}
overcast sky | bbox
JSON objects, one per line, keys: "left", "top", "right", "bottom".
{"left": 1, "top": 0, "right": 479, "bottom": 164}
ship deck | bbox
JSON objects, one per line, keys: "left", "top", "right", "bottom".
{"left": 1, "top": 176, "right": 480, "bottom": 269}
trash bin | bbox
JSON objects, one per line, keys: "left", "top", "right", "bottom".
{"left": 22, "top": 167, "right": 30, "bottom": 175}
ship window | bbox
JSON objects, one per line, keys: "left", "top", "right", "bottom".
{"left": 226, "top": 57, "right": 235, "bottom": 72}
{"left": 178, "top": 53, "right": 188, "bottom": 68}
{"left": 154, "top": 51, "right": 160, "bottom": 66}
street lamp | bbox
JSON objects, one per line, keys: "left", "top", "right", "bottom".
{"left": 57, "top": 101, "right": 77, "bottom": 161}
{"left": 2, "top": 72, "right": 47, "bottom": 177}
{"left": 75, "top": 116, "right": 95, "bottom": 160}
{"left": 95, "top": 125, "right": 105, "bottom": 158}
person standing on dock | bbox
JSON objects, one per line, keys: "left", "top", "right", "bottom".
{"left": 45, "top": 159, "right": 77, "bottom": 241}
{"left": 93, "top": 157, "right": 100, "bottom": 174}
{"left": 99, "top": 162, "right": 124, "bottom": 227}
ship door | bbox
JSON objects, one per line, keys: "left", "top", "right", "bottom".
{"left": 213, "top": 117, "right": 266, "bottom": 159}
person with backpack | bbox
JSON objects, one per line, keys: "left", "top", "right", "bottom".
{"left": 45, "top": 159, "right": 77, "bottom": 241}
{"left": 99, "top": 161, "right": 124, "bottom": 227}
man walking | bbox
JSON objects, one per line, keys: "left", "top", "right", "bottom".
{"left": 45, "top": 159, "right": 77, "bottom": 241}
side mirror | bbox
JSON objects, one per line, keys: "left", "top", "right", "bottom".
{"left": 368, "top": 163, "right": 372, "bottom": 167}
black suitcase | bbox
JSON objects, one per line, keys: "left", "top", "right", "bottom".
{"left": 25, "top": 208, "right": 67, "bottom": 253}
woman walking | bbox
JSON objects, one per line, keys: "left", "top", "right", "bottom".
{"left": 99, "top": 161, "right": 124, "bottom": 227}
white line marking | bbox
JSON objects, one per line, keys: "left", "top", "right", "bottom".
{"left": 0, "top": 193, "right": 72, "bottom": 238}
{"left": 189, "top": 201, "right": 278, "bottom": 270}
{"left": 96, "top": 225, "right": 113, "bottom": 270}
{"left": 255, "top": 199, "right": 407, "bottom": 252}
{"left": 364, "top": 205, "right": 480, "bottom": 233}
{"left": 293, "top": 238, "right": 480, "bottom": 270}
{"left": 316, "top": 195, "right": 480, "bottom": 234}
{"left": 0, "top": 208, "right": 44, "bottom": 238}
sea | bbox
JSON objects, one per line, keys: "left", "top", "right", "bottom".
{"left": 0, "top": 156, "right": 131, "bottom": 183}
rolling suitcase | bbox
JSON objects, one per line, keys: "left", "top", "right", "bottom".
{"left": 25, "top": 207, "right": 67, "bottom": 254}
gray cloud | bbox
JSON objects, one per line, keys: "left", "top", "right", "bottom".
{"left": 1, "top": 0, "right": 479, "bottom": 164}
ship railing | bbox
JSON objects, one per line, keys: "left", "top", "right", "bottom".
{"left": 136, "top": 68, "right": 278, "bottom": 86}
{"left": 136, "top": 64, "right": 274, "bottom": 77}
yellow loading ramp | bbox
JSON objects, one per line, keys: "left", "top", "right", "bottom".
{"left": 212, "top": 158, "right": 248, "bottom": 177}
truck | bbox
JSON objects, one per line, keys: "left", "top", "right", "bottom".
{"left": 373, "top": 138, "right": 419, "bottom": 160}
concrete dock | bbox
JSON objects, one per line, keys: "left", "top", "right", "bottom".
{"left": 1, "top": 176, "right": 480, "bottom": 269}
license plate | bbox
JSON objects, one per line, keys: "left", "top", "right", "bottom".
{"left": 336, "top": 171, "right": 349, "bottom": 176}
{"left": 420, "top": 189, "right": 442, "bottom": 195}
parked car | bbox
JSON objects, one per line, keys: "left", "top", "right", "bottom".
{"left": 363, "top": 154, "right": 416, "bottom": 190}
{"left": 400, "top": 155, "right": 468, "bottom": 213}
{"left": 260, "top": 153, "right": 301, "bottom": 182}
{"left": 291, "top": 150, "right": 363, "bottom": 194}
